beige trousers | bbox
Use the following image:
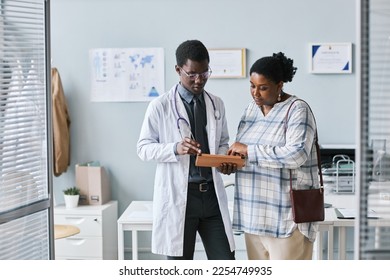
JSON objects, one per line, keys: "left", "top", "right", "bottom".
{"left": 245, "top": 229, "right": 313, "bottom": 260}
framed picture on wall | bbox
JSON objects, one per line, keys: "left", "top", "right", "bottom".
{"left": 310, "top": 43, "right": 352, "bottom": 74}
{"left": 208, "top": 48, "right": 246, "bottom": 78}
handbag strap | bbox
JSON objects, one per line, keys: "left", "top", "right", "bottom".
{"left": 285, "top": 99, "right": 323, "bottom": 191}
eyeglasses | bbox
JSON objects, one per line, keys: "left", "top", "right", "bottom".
{"left": 179, "top": 67, "right": 212, "bottom": 81}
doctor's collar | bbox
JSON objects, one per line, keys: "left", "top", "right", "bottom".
{"left": 177, "top": 83, "right": 204, "bottom": 104}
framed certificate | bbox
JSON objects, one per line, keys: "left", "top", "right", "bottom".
{"left": 208, "top": 48, "right": 246, "bottom": 78}
{"left": 310, "top": 43, "right": 352, "bottom": 74}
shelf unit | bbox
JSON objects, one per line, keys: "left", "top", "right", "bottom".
{"left": 322, "top": 155, "right": 355, "bottom": 193}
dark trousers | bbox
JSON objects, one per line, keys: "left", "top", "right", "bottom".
{"left": 167, "top": 183, "right": 235, "bottom": 260}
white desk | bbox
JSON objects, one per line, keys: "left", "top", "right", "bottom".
{"left": 323, "top": 192, "right": 356, "bottom": 259}
{"left": 117, "top": 201, "right": 345, "bottom": 260}
{"left": 316, "top": 209, "right": 334, "bottom": 260}
{"left": 116, "top": 187, "right": 389, "bottom": 260}
{"left": 117, "top": 201, "right": 153, "bottom": 260}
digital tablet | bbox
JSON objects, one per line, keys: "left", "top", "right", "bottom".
{"left": 195, "top": 154, "right": 245, "bottom": 168}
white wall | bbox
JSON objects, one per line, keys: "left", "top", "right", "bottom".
{"left": 50, "top": 0, "right": 357, "bottom": 259}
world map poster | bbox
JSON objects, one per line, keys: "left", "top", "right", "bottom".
{"left": 89, "top": 48, "right": 164, "bottom": 102}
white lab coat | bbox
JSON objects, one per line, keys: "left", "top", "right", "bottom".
{"left": 137, "top": 84, "right": 235, "bottom": 256}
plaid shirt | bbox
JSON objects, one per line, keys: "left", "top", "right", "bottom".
{"left": 233, "top": 96, "right": 319, "bottom": 242}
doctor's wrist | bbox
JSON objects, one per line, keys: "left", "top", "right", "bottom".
{"left": 174, "top": 142, "right": 179, "bottom": 155}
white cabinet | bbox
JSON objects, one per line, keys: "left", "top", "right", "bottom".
{"left": 54, "top": 200, "right": 118, "bottom": 260}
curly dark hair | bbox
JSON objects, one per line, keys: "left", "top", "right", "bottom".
{"left": 249, "top": 52, "right": 297, "bottom": 83}
{"left": 175, "top": 40, "right": 209, "bottom": 67}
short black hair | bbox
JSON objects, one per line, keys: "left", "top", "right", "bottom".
{"left": 175, "top": 40, "right": 209, "bottom": 67}
{"left": 249, "top": 52, "right": 297, "bottom": 83}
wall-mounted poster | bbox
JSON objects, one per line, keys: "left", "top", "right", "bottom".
{"left": 89, "top": 48, "right": 164, "bottom": 102}
{"left": 310, "top": 43, "right": 352, "bottom": 74}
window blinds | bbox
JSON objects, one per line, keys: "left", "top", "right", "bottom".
{"left": 0, "top": 0, "right": 51, "bottom": 260}
{"left": 357, "top": 0, "right": 390, "bottom": 259}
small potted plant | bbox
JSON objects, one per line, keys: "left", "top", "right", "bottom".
{"left": 63, "top": 186, "right": 80, "bottom": 209}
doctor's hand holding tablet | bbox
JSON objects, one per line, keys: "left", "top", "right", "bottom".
{"left": 177, "top": 136, "right": 245, "bottom": 175}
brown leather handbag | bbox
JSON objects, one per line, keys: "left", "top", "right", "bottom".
{"left": 285, "top": 99, "right": 325, "bottom": 223}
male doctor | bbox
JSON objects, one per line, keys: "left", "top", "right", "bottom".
{"left": 137, "top": 40, "right": 236, "bottom": 259}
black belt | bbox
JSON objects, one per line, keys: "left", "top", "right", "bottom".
{"left": 188, "top": 182, "right": 214, "bottom": 192}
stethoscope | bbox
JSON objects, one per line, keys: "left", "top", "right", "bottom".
{"left": 173, "top": 84, "right": 221, "bottom": 139}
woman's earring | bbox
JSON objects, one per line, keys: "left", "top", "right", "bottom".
{"left": 277, "top": 93, "right": 282, "bottom": 102}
